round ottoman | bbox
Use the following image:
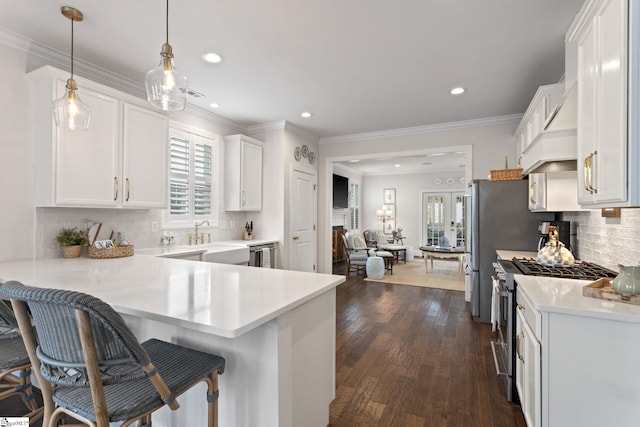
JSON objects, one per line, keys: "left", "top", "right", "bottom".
{"left": 366, "top": 256, "right": 385, "bottom": 279}
{"left": 405, "top": 245, "right": 414, "bottom": 262}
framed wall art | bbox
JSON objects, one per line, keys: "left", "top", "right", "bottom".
{"left": 383, "top": 188, "right": 396, "bottom": 204}
{"left": 383, "top": 204, "right": 396, "bottom": 218}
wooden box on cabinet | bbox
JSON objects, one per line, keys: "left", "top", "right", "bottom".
{"left": 223, "top": 134, "right": 264, "bottom": 211}
{"left": 28, "top": 66, "right": 168, "bottom": 208}
{"left": 332, "top": 229, "right": 347, "bottom": 263}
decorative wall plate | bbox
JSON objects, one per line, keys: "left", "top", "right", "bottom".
{"left": 308, "top": 152, "right": 316, "bottom": 164}
{"left": 294, "top": 146, "right": 301, "bottom": 161}
{"left": 301, "top": 145, "right": 309, "bottom": 158}
{"left": 446, "top": 177, "right": 455, "bottom": 185}
{"left": 459, "top": 176, "right": 466, "bottom": 184}
{"left": 433, "top": 178, "right": 442, "bottom": 185}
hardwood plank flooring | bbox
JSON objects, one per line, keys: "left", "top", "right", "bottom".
{"left": 330, "top": 261, "right": 526, "bottom": 427}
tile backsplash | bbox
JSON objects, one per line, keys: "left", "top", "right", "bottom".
{"left": 564, "top": 208, "right": 640, "bottom": 271}
{"left": 37, "top": 207, "right": 249, "bottom": 259}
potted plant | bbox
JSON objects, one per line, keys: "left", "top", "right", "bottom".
{"left": 56, "top": 227, "right": 89, "bottom": 258}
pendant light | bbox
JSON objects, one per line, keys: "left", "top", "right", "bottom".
{"left": 145, "top": 0, "right": 187, "bottom": 111}
{"left": 53, "top": 6, "right": 91, "bottom": 131}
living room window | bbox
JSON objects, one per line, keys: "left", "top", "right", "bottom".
{"left": 349, "top": 181, "right": 360, "bottom": 230}
{"left": 165, "top": 128, "right": 219, "bottom": 227}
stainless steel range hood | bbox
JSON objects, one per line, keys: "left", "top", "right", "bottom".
{"left": 521, "top": 85, "right": 578, "bottom": 175}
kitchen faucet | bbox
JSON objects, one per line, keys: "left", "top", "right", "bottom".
{"left": 191, "top": 220, "right": 210, "bottom": 245}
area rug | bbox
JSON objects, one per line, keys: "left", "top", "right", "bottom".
{"left": 364, "top": 258, "right": 465, "bottom": 291}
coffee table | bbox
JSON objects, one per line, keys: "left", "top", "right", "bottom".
{"left": 419, "top": 246, "right": 464, "bottom": 273}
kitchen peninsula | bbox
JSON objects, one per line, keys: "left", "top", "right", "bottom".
{"left": 0, "top": 255, "right": 345, "bottom": 427}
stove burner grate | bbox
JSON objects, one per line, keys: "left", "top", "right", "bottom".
{"left": 512, "top": 258, "right": 618, "bottom": 280}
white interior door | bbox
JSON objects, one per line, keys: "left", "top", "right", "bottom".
{"left": 290, "top": 168, "right": 317, "bottom": 272}
{"left": 420, "top": 191, "right": 466, "bottom": 248}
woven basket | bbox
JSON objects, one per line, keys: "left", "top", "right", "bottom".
{"left": 490, "top": 157, "right": 522, "bottom": 181}
{"left": 88, "top": 245, "right": 134, "bottom": 259}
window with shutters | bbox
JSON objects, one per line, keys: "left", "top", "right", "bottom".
{"left": 165, "top": 128, "right": 218, "bottom": 227}
{"left": 349, "top": 182, "right": 360, "bottom": 230}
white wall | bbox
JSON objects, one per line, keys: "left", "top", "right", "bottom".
{"left": 361, "top": 172, "right": 465, "bottom": 248}
{"left": 0, "top": 42, "right": 35, "bottom": 261}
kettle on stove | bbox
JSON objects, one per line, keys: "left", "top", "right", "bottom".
{"left": 536, "top": 229, "right": 575, "bottom": 267}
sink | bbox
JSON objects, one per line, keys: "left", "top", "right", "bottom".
{"left": 201, "top": 244, "right": 250, "bottom": 265}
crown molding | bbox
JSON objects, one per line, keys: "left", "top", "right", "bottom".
{"left": 248, "top": 120, "right": 318, "bottom": 142}
{"left": 318, "top": 114, "right": 522, "bottom": 145}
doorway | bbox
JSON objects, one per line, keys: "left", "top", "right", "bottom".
{"left": 290, "top": 166, "right": 317, "bottom": 272}
{"left": 420, "top": 191, "right": 466, "bottom": 248}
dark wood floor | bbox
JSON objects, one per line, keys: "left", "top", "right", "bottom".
{"left": 330, "top": 261, "right": 526, "bottom": 427}
{"left": 0, "top": 263, "right": 525, "bottom": 427}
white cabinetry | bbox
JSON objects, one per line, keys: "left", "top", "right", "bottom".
{"left": 515, "top": 289, "right": 541, "bottom": 427}
{"left": 28, "top": 66, "right": 168, "bottom": 208}
{"left": 224, "top": 134, "right": 263, "bottom": 211}
{"left": 568, "top": 0, "right": 640, "bottom": 206}
{"left": 515, "top": 83, "right": 577, "bottom": 175}
{"left": 517, "top": 277, "right": 640, "bottom": 427}
{"left": 528, "top": 171, "right": 584, "bottom": 212}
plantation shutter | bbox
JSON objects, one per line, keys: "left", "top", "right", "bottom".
{"left": 169, "top": 136, "right": 190, "bottom": 217}
{"left": 350, "top": 182, "right": 360, "bottom": 230}
{"left": 193, "top": 139, "right": 213, "bottom": 216}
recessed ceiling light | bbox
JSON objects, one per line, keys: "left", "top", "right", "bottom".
{"left": 210, "top": 102, "right": 220, "bottom": 109}
{"left": 450, "top": 87, "right": 465, "bottom": 95}
{"left": 348, "top": 159, "right": 361, "bottom": 163}
{"left": 428, "top": 153, "right": 446, "bottom": 157}
{"left": 395, "top": 164, "right": 401, "bottom": 168}
{"left": 202, "top": 52, "right": 223, "bottom": 63}
{"left": 422, "top": 162, "right": 433, "bottom": 166}
{"left": 301, "top": 111, "right": 313, "bottom": 118}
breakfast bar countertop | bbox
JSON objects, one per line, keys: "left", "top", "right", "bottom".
{"left": 0, "top": 255, "right": 344, "bottom": 338}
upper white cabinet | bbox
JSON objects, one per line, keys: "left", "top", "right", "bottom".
{"left": 224, "top": 134, "right": 263, "bottom": 211}
{"left": 28, "top": 66, "right": 168, "bottom": 208}
{"left": 567, "top": 0, "right": 640, "bottom": 207}
{"left": 528, "top": 171, "right": 584, "bottom": 212}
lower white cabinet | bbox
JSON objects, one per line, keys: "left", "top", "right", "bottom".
{"left": 517, "top": 280, "right": 640, "bottom": 427}
{"left": 516, "top": 289, "right": 541, "bottom": 427}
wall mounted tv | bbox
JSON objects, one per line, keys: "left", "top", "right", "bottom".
{"left": 333, "top": 174, "right": 349, "bottom": 209}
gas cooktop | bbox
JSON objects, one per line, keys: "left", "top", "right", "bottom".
{"left": 511, "top": 258, "right": 618, "bottom": 281}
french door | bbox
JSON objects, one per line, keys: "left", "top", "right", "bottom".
{"left": 420, "top": 191, "right": 466, "bottom": 248}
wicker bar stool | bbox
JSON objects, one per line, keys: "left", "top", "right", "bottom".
{"left": 0, "top": 299, "right": 43, "bottom": 421}
{"left": 0, "top": 281, "right": 225, "bottom": 427}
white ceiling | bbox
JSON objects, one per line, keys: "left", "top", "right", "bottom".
{"left": 1, "top": 0, "right": 585, "bottom": 143}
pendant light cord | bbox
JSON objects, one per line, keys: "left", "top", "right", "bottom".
{"left": 166, "top": 0, "right": 169, "bottom": 45}
{"left": 70, "top": 17, "right": 74, "bottom": 79}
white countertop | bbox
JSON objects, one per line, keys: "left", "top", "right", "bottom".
{"left": 516, "top": 275, "right": 640, "bottom": 323}
{"left": 136, "top": 239, "right": 278, "bottom": 257}
{"left": 0, "top": 255, "right": 344, "bottom": 338}
{"left": 496, "top": 250, "right": 538, "bottom": 260}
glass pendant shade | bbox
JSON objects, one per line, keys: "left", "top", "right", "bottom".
{"left": 53, "top": 78, "right": 91, "bottom": 131}
{"left": 145, "top": 43, "right": 187, "bottom": 112}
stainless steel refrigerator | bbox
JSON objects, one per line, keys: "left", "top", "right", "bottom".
{"left": 466, "top": 180, "right": 555, "bottom": 323}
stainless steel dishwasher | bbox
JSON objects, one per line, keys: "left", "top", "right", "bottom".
{"left": 248, "top": 242, "right": 276, "bottom": 268}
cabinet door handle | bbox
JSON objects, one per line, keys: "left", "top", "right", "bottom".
{"left": 126, "top": 178, "right": 131, "bottom": 202}
{"left": 590, "top": 150, "right": 598, "bottom": 194}
{"left": 584, "top": 152, "right": 597, "bottom": 194}
{"left": 516, "top": 332, "right": 525, "bottom": 363}
{"left": 113, "top": 177, "right": 119, "bottom": 201}
{"left": 529, "top": 182, "right": 536, "bottom": 204}
{"left": 242, "top": 190, "right": 246, "bottom": 207}
{"left": 517, "top": 304, "right": 525, "bottom": 311}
